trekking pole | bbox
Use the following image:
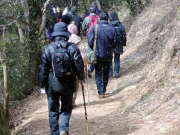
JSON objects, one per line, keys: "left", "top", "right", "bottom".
{"left": 81, "top": 83, "right": 90, "bottom": 135}
{"left": 85, "top": 65, "right": 90, "bottom": 107}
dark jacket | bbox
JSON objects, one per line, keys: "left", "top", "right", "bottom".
{"left": 70, "top": 13, "right": 83, "bottom": 36}
{"left": 110, "top": 20, "right": 126, "bottom": 54}
{"left": 38, "top": 40, "right": 85, "bottom": 95}
{"left": 88, "top": 20, "right": 117, "bottom": 59}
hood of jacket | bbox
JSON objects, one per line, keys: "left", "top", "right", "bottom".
{"left": 110, "top": 20, "right": 121, "bottom": 26}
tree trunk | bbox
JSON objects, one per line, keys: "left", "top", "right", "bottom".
{"left": 39, "top": 0, "right": 52, "bottom": 37}
{"left": 28, "top": 1, "right": 45, "bottom": 85}
{"left": 95, "top": 0, "right": 101, "bottom": 9}
{"left": 20, "top": 0, "right": 30, "bottom": 25}
{"left": 15, "top": 20, "right": 24, "bottom": 42}
{"left": 88, "top": 0, "right": 101, "bottom": 9}
{"left": 0, "top": 48, "right": 10, "bottom": 121}
{"left": 0, "top": 103, "right": 10, "bottom": 135}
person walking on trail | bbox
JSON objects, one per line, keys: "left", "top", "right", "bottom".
{"left": 61, "top": 14, "right": 72, "bottom": 25}
{"left": 86, "top": 1, "right": 102, "bottom": 16}
{"left": 81, "top": 6, "right": 99, "bottom": 37}
{"left": 88, "top": 11, "right": 118, "bottom": 99}
{"left": 46, "top": 5, "right": 58, "bottom": 42}
{"left": 109, "top": 11, "right": 126, "bottom": 78}
{"left": 69, "top": 6, "right": 83, "bottom": 36}
{"left": 82, "top": 6, "right": 99, "bottom": 78}
{"left": 38, "top": 22, "right": 85, "bottom": 135}
{"left": 50, "top": 3, "right": 56, "bottom": 13}
{"left": 67, "top": 22, "right": 81, "bottom": 108}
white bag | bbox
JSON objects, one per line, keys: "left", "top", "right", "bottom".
{"left": 77, "top": 43, "right": 89, "bottom": 65}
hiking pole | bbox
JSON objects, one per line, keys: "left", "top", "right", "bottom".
{"left": 85, "top": 65, "right": 90, "bottom": 107}
{"left": 81, "top": 83, "right": 90, "bottom": 135}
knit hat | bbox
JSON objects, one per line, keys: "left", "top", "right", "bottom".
{"left": 51, "top": 22, "right": 71, "bottom": 37}
{"left": 71, "top": 6, "right": 77, "bottom": 13}
{"left": 68, "top": 22, "right": 78, "bottom": 35}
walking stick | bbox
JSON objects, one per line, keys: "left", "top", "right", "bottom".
{"left": 85, "top": 65, "right": 90, "bottom": 107}
{"left": 81, "top": 83, "right": 90, "bottom": 135}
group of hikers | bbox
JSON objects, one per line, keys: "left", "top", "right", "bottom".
{"left": 38, "top": 1, "right": 126, "bottom": 135}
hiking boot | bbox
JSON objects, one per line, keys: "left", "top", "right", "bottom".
{"left": 88, "top": 69, "right": 92, "bottom": 78}
{"left": 99, "top": 94, "right": 105, "bottom": 99}
{"left": 60, "top": 131, "right": 68, "bottom": 135}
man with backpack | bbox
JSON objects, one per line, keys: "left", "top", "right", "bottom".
{"left": 82, "top": 6, "right": 99, "bottom": 37}
{"left": 82, "top": 6, "right": 99, "bottom": 78}
{"left": 69, "top": 6, "right": 83, "bottom": 36}
{"left": 38, "top": 22, "right": 85, "bottom": 135}
{"left": 88, "top": 12, "right": 117, "bottom": 98}
{"left": 109, "top": 11, "right": 126, "bottom": 78}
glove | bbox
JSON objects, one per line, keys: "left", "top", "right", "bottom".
{"left": 79, "top": 79, "right": 86, "bottom": 85}
{"left": 40, "top": 88, "right": 46, "bottom": 94}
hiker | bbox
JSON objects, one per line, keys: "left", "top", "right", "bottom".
{"left": 109, "top": 11, "right": 126, "bottom": 78}
{"left": 56, "top": 5, "right": 61, "bottom": 13}
{"left": 50, "top": 3, "right": 56, "bottom": 13}
{"left": 57, "top": 11, "right": 63, "bottom": 22}
{"left": 82, "top": 6, "right": 99, "bottom": 78}
{"left": 67, "top": 22, "right": 81, "bottom": 108}
{"left": 88, "top": 11, "right": 117, "bottom": 98}
{"left": 61, "top": 14, "right": 72, "bottom": 25}
{"left": 86, "top": 1, "right": 102, "bottom": 16}
{"left": 46, "top": 7, "right": 58, "bottom": 42}
{"left": 69, "top": 6, "right": 83, "bottom": 36}
{"left": 38, "top": 22, "right": 85, "bottom": 135}
{"left": 82, "top": 6, "right": 99, "bottom": 37}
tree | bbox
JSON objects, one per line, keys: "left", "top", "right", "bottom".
{"left": 0, "top": 0, "right": 52, "bottom": 132}
{"left": 0, "top": 103, "right": 10, "bottom": 135}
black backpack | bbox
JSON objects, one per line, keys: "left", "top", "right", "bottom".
{"left": 114, "top": 25, "right": 123, "bottom": 46}
{"left": 50, "top": 41, "right": 74, "bottom": 94}
{"left": 114, "top": 22, "right": 126, "bottom": 47}
{"left": 51, "top": 42, "right": 73, "bottom": 78}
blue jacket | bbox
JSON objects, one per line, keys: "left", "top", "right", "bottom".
{"left": 110, "top": 20, "right": 126, "bottom": 54}
{"left": 88, "top": 20, "right": 117, "bottom": 59}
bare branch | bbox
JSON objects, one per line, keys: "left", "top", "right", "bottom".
{"left": 0, "top": 15, "right": 29, "bottom": 26}
{"left": 39, "top": 0, "right": 52, "bottom": 37}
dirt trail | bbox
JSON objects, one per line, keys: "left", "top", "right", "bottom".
{"left": 11, "top": 67, "right": 134, "bottom": 135}
{"left": 10, "top": 0, "right": 180, "bottom": 134}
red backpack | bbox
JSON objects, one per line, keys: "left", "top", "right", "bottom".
{"left": 87, "top": 15, "right": 99, "bottom": 34}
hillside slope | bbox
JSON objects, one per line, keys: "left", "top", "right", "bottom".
{"left": 119, "top": 0, "right": 180, "bottom": 134}
{"left": 11, "top": 0, "right": 180, "bottom": 135}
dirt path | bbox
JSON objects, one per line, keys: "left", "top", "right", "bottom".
{"left": 10, "top": 1, "right": 180, "bottom": 134}
{"left": 11, "top": 70, "right": 135, "bottom": 135}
